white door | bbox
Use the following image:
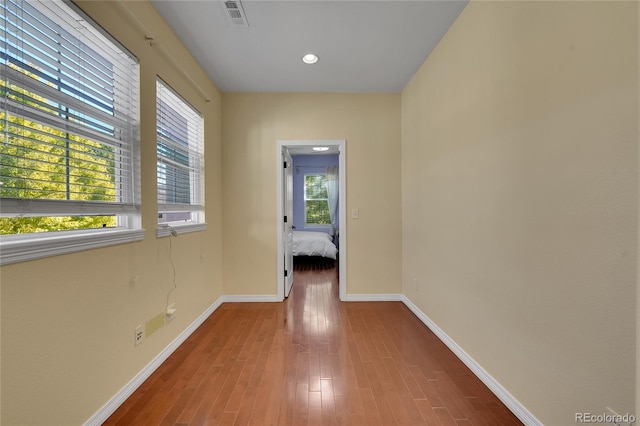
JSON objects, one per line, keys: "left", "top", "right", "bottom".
{"left": 283, "top": 148, "right": 294, "bottom": 297}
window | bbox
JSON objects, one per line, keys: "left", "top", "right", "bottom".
{"left": 156, "top": 79, "right": 204, "bottom": 236}
{"left": 304, "top": 174, "right": 331, "bottom": 225}
{"left": 0, "top": 0, "right": 141, "bottom": 264}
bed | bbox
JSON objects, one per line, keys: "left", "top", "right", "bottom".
{"left": 292, "top": 230, "right": 338, "bottom": 260}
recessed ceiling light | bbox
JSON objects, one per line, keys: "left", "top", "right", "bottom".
{"left": 313, "top": 146, "right": 329, "bottom": 151}
{"left": 302, "top": 53, "right": 319, "bottom": 65}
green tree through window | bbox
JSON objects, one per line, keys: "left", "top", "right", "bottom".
{"left": 304, "top": 174, "right": 331, "bottom": 225}
{"left": 0, "top": 74, "right": 117, "bottom": 234}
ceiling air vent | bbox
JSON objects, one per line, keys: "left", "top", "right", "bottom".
{"left": 223, "top": 0, "right": 249, "bottom": 27}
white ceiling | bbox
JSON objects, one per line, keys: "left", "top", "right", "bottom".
{"left": 150, "top": 0, "right": 469, "bottom": 93}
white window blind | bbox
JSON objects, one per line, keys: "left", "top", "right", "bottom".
{"left": 1, "top": 0, "right": 140, "bottom": 228}
{"left": 156, "top": 78, "right": 203, "bottom": 227}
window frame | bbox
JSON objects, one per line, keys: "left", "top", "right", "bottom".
{"left": 0, "top": 0, "right": 142, "bottom": 265}
{"left": 155, "top": 78, "right": 205, "bottom": 237}
{"left": 303, "top": 173, "right": 331, "bottom": 226}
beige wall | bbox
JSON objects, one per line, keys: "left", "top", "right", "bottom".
{"left": 1, "top": 2, "right": 223, "bottom": 425}
{"left": 401, "top": 1, "right": 638, "bottom": 424}
{"left": 222, "top": 93, "right": 402, "bottom": 297}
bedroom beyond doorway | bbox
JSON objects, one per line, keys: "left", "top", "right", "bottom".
{"left": 276, "top": 140, "right": 347, "bottom": 302}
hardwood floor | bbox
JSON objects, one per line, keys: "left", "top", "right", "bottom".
{"left": 104, "top": 266, "right": 522, "bottom": 425}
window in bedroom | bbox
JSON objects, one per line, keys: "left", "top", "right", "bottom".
{"left": 156, "top": 78, "right": 204, "bottom": 236}
{"left": 304, "top": 173, "right": 331, "bottom": 225}
{"left": 0, "top": 0, "right": 141, "bottom": 264}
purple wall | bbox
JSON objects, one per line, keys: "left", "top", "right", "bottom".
{"left": 291, "top": 154, "right": 339, "bottom": 234}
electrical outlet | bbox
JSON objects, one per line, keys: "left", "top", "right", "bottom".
{"left": 134, "top": 325, "right": 144, "bottom": 346}
{"left": 166, "top": 303, "right": 176, "bottom": 322}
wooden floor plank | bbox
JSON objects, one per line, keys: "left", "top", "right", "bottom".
{"left": 103, "top": 265, "right": 521, "bottom": 425}
{"left": 415, "top": 399, "right": 445, "bottom": 425}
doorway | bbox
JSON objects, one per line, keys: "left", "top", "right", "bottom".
{"left": 276, "top": 140, "right": 346, "bottom": 301}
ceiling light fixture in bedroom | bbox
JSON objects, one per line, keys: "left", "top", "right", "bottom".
{"left": 302, "top": 53, "right": 319, "bottom": 65}
{"left": 313, "top": 146, "right": 329, "bottom": 152}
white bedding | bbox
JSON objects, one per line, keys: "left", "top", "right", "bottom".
{"left": 292, "top": 231, "right": 338, "bottom": 260}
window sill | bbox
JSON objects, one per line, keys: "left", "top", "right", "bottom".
{"left": 0, "top": 228, "right": 145, "bottom": 266}
{"left": 156, "top": 222, "right": 207, "bottom": 238}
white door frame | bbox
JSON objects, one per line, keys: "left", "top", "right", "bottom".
{"left": 276, "top": 139, "right": 347, "bottom": 301}
{"left": 283, "top": 147, "right": 294, "bottom": 297}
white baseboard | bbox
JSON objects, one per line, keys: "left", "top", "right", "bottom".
{"left": 222, "top": 294, "right": 405, "bottom": 303}
{"left": 401, "top": 296, "right": 542, "bottom": 426}
{"left": 222, "top": 294, "right": 281, "bottom": 302}
{"left": 84, "top": 296, "right": 225, "bottom": 426}
{"left": 341, "top": 293, "right": 404, "bottom": 302}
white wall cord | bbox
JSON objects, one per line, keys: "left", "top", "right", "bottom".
{"left": 165, "top": 228, "right": 177, "bottom": 313}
